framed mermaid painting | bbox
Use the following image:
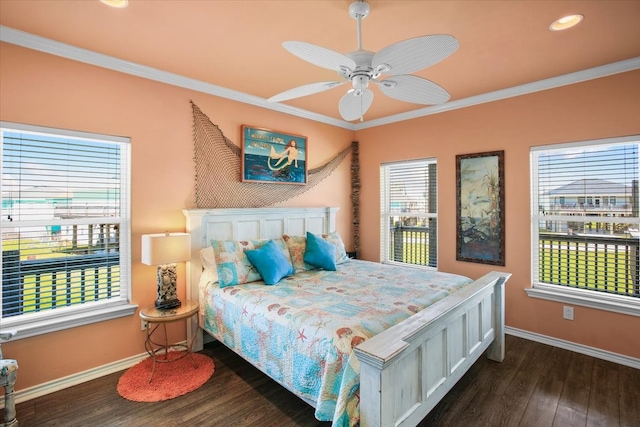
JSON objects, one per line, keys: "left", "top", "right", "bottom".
{"left": 241, "top": 125, "right": 308, "bottom": 185}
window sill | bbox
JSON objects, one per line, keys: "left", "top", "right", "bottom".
{"left": 525, "top": 284, "right": 640, "bottom": 317}
{"left": 1, "top": 301, "right": 138, "bottom": 340}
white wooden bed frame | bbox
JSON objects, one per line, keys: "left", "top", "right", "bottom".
{"left": 183, "top": 207, "right": 511, "bottom": 427}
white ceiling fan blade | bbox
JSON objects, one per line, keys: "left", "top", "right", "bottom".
{"left": 339, "top": 89, "right": 374, "bottom": 121}
{"left": 283, "top": 41, "right": 356, "bottom": 72}
{"left": 268, "top": 81, "right": 345, "bottom": 102}
{"left": 372, "top": 35, "right": 459, "bottom": 76}
{"left": 377, "top": 75, "right": 450, "bottom": 105}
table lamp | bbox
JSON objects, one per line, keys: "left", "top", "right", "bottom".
{"left": 141, "top": 232, "right": 191, "bottom": 309}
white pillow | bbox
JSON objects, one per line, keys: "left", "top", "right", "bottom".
{"left": 199, "top": 267, "right": 218, "bottom": 286}
{"left": 199, "top": 246, "right": 219, "bottom": 290}
{"left": 200, "top": 246, "right": 217, "bottom": 271}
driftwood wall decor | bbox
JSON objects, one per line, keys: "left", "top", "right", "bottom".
{"left": 350, "top": 141, "right": 360, "bottom": 257}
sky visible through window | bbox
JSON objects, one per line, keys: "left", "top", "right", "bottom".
{"left": 2, "top": 129, "right": 122, "bottom": 222}
{"left": 537, "top": 142, "right": 638, "bottom": 191}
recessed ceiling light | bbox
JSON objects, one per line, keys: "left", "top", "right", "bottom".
{"left": 100, "top": 0, "right": 129, "bottom": 8}
{"left": 550, "top": 14, "right": 584, "bottom": 31}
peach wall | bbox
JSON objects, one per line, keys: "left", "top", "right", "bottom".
{"left": 357, "top": 70, "right": 640, "bottom": 359}
{"left": 1, "top": 38, "right": 639, "bottom": 394}
{"left": 0, "top": 42, "right": 355, "bottom": 391}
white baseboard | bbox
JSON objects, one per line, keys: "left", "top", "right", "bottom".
{"left": 8, "top": 331, "right": 638, "bottom": 408}
{"left": 505, "top": 326, "right": 640, "bottom": 369}
{"left": 9, "top": 351, "right": 147, "bottom": 407}
{"left": 8, "top": 341, "right": 187, "bottom": 407}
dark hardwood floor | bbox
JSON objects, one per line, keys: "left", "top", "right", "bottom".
{"left": 15, "top": 335, "right": 639, "bottom": 426}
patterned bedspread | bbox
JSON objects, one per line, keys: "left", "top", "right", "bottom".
{"left": 200, "top": 259, "right": 472, "bottom": 426}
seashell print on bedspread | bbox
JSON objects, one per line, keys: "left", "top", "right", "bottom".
{"left": 201, "top": 259, "right": 473, "bottom": 426}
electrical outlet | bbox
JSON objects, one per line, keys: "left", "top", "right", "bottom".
{"left": 141, "top": 319, "right": 149, "bottom": 331}
{"left": 563, "top": 306, "right": 574, "bottom": 320}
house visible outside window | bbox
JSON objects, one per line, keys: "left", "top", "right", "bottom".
{"left": 1, "top": 122, "right": 135, "bottom": 339}
{"left": 380, "top": 159, "right": 437, "bottom": 268}
{"left": 529, "top": 135, "right": 640, "bottom": 316}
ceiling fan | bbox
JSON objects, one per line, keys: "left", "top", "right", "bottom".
{"left": 267, "top": 0, "right": 459, "bottom": 122}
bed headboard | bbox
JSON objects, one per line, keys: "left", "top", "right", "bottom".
{"left": 182, "top": 206, "right": 338, "bottom": 301}
{"left": 182, "top": 207, "right": 338, "bottom": 349}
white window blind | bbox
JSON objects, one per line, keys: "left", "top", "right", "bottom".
{"left": 380, "top": 159, "right": 437, "bottom": 268}
{"left": 1, "top": 122, "right": 134, "bottom": 338}
{"left": 531, "top": 136, "right": 639, "bottom": 300}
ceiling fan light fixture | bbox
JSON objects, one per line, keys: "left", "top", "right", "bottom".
{"left": 550, "top": 14, "right": 584, "bottom": 31}
{"left": 352, "top": 75, "right": 370, "bottom": 91}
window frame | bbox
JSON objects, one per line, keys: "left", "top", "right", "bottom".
{"left": 380, "top": 158, "right": 438, "bottom": 269}
{"left": 527, "top": 135, "right": 640, "bottom": 317}
{"left": 1, "top": 121, "right": 136, "bottom": 339}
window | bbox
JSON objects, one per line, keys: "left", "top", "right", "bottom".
{"left": 1, "top": 122, "right": 135, "bottom": 339}
{"left": 380, "top": 159, "right": 437, "bottom": 268}
{"left": 528, "top": 136, "right": 640, "bottom": 316}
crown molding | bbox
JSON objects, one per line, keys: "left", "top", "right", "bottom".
{"left": 355, "top": 57, "right": 640, "bottom": 130}
{"left": 0, "top": 25, "right": 354, "bottom": 130}
{"left": 2, "top": 25, "right": 639, "bottom": 130}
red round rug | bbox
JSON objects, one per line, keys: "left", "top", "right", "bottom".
{"left": 117, "top": 351, "right": 214, "bottom": 402}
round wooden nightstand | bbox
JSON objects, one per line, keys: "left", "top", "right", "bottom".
{"left": 139, "top": 299, "right": 199, "bottom": 382}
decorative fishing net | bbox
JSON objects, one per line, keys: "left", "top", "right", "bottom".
{"left": 192, "top": 101, "right": 353, "bottom": 209}
{"left": 192, "top": 101, "right": 360, "bottom": 254}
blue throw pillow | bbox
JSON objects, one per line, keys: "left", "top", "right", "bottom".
{"left": 245, "top": 240, "right": 294, "bottom": 285}
{"left": 303, "top": 232, "right": 337, "bottom": 271}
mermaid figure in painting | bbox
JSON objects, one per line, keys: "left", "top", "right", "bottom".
{"left": 269, "top": 140, "right": 298, "bottom": 170}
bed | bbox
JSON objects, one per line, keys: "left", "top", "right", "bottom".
{"left": 183, "top": 207, "right": 511, "bottom": 427}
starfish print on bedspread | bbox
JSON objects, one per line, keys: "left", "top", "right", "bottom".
{"left": 312, "top": 316, "right": 329, "bottom": 331}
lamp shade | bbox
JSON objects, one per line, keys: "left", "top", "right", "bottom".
{"left": 141, "top": 232, "right": 191, "bottom": 266}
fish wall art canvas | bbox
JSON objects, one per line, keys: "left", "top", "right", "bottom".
{"left": 456, "top": 150, "right": 505, "bottom": 265}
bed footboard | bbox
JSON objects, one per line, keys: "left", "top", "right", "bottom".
{"left": 354, "top": 271, "right": 510, "bottom": 427}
